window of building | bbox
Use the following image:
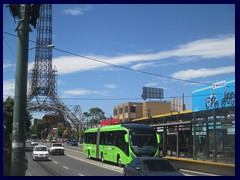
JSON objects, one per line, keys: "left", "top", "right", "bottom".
{"left": 119, "top": 108, "right": 123, "bottom": 114}
{"left": 114, "top": 109, "right": 118, "bottom": 116}
{"left": 130, "top": 106, "right": 136, "bottom": 113}
{"left": 124, "top": 106, "right": 128, "bottom": 113}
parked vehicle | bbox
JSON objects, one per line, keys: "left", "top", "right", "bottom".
{"left": 32, "top": 145, "right": 50, "bottom": 161}
{"left": 69, "top": 140, "right": 78, "bottom": 146}
{"left": 123, "top": 157, "right": 184, "bottom": 176}
{"left": 49, "top": 143, "right": 65, "bottom": 155}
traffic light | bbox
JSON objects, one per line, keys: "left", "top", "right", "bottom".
{"left": 29, "top": 4, "right": 41, "bottom": 28}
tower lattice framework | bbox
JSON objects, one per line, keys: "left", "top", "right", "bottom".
{"left": 27, "top": 4, "right": 83, "bottom": 130}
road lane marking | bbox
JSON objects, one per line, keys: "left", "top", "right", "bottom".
{"left": 53, "top": 161, "right": 58, "bottom": 164}
{"left": 78, "top": 173, "right": 84, "bottom": 176}
{"left": 62, "top": 166, "right": 69, "bottom": 170}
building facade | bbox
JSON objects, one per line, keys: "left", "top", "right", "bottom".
{"left": 130, "top": 77, "right": 235, "bottom": 165}
{"left": 114, "top": 101, "right": 182, "bottom": 123}
{"left": 114, "top": 102, "right": 143, "bottom": 123}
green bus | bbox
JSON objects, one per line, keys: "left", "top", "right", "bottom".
{"left": 83, "top": 123, "right": 160, "bottom": 166}
{"left": 31, "top": 134, "right": 38, "bottom": 141}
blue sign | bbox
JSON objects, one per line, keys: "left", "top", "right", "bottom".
{"left": 192, "top": 77, "right": 235, "bottom": 112}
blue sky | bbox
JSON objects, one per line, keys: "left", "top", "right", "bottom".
{"left": 3, "top": 4, "right": 235, "bottom": 119}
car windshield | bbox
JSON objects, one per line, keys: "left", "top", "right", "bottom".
{"left": 143, "top": 160, "right": 177, "bottom": 172}
{"left": 53, "top": 144, "right": 62, "bottom": 147}
{"left": 35, "top": 147, "right": 47, "bottom": 151}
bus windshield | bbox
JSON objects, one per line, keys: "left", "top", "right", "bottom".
{"left": 130, "top": 130, "right": 158, "bottom": 156}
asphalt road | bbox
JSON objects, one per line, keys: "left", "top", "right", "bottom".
{"left": 25, "top": 142, "right": 218, "bottom": 176}
{"left": 26, "top": 142, "right": 122, "bottom": 176}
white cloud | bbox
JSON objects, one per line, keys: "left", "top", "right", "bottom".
{"left": 3, "top": 63, "right": 15, "bottom": 69}
{"left": 144, "top": 82, "right": 159, "bottom": 87}
{"left": 47, "top": 34, "right": 234, "bottom": 75}
{"left": 171, "top": 66, "right": 235, "bottom": 80}
{"left": 63, "top": 7, "right": 84, "bottom": 15}
{"left": 63, "top": 5, "right": 92, "bottom": 16}
{"left": 131, "top": 62, "right": 155, "bottom": 70}
{"left": 63, "top": 88, "right": 110, "bottom": 96}
{"left": 104, "top": 84, "right": 118, "bottom": 89}
{"left": 3, "top": 79, "right": 15, "bottom": 97}
{"left": 174, "top": 35, "right": 235, "bottom": 59}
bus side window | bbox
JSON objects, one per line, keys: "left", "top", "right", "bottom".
{"left": 100, "top": 132, "right": 106, "bottom": 145}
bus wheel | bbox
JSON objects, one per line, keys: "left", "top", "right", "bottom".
{"left": 101, "top": 152, "right": 105, "bottom": 163}
{"left": 117, "top": 155, "right": 122, "bottom": 167}
{"left": 87, "top": 150, "right": 91, "bottom": 159}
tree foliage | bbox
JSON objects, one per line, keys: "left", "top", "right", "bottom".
{"left": 3, "top": 97, "right": 32, "bottom": 175}
{"left": 3, "top": 97, "right": 32, "bottom": 141}
{"left": 30, "top": 121, "right": 50, "bottom": 139}
{"left": 83, "top": 107, "right": 106, "bottom": 127}
{"left": 57, "top": 126, "right": 66, "bottom": 138}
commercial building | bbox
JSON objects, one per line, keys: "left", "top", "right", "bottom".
{"left": 113, "top": 102, "right": 143, "bottom": 123}
{"left": 113, "top": 98, "right": 184, "bottom": 123}
{"left": 131, "top": 77, "right": 235, "bottom": 165}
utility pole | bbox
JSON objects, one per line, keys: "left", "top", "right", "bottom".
{"left": 9, "top": 4, "right": 40, "bottom": 176}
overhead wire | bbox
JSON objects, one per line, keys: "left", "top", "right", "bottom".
{"left": 3, "top": 91, "right": 234, "bottom": 101}
{"left": 4, "top": 31, "right": 212, "bottom": 86}
{"left": 3, "top": 36, "right": 16, "bottom": 57}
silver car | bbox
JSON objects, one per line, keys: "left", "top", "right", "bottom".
{"left": 32, "top": 145, "right": 50, "bottom": 161}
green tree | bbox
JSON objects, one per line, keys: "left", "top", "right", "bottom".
{"left": 3, "top": 97, "right": 32, "bottom": 141}
{"left": 88, "top": 107, "right": 106, "bottom": 127}
{"left": 3, "top": 96, "right": 32, "bottom": 175}
{"left": 30, "top": 121, "right": 50, "bottom": 140}
{"left": 58, "top": 126, "right": 66, "bottom": 138}
{"left": 83, "top": 112, "right": 91, "bottom": 128}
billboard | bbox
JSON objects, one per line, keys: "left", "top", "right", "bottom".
{"left": 192, "top": 77, "right": 235, "bottom": 112}
{"left": 141, "top": 87, "right": 164, "bottom": 100}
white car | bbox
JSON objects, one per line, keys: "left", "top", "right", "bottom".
{"left": 32, "top": 145, "right": 50, "bottom": 161}
{"left": 49, "top": 143, "right": 65, "bottom": 155}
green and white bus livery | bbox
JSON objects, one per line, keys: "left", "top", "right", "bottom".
{"left": 83, "top": 123, "right": 160, "bottom": 166}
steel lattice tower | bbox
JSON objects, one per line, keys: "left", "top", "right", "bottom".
{"left": 27, "top": 4, "right": 83, "bottom": 130}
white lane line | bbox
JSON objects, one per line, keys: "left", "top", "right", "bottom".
{"left": 53, "top": 161, "right": 58, "bottom": 164}
{"left": 62, "top": 166, "right": 69, "bottom": 170}
{"left": 78, "top": 173, "right": 84, "bottom": 176}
